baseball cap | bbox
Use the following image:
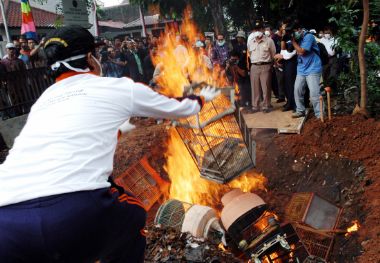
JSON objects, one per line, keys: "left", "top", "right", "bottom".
{"left": 44, "top": 25, "right": 97, "bottom": 66}
{"left": 6, "top": 43, "right": 16, "bottom": 49}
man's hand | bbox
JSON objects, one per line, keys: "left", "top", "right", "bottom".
{"left": 200, "top": 86, "right": 221, "bottom": 102}
{"left": 274, "top": 53, "right": 284, "bottom": 60}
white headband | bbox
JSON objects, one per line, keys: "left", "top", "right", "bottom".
{"left": 50, "top": 54, "right": 90, "bottom": 73}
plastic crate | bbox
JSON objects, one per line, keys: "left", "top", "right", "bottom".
{"left": 114, "top": 156, "right": 163, "bottom": 211}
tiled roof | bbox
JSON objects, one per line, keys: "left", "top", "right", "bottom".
{"left": 0, "top": 0, "right": 60, "bottom": 28}
{"left": 98, "top": 20, "right": 127, "bottom": 29}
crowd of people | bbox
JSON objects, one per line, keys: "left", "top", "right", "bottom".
{"left": 1, "top": 18, "right": 379, "bottom": 119}
{"left": 89, "top": 20, "right": 353, "bottom": 119}
{"left": 0, "top": 35, "right": 47, "bottom": 74}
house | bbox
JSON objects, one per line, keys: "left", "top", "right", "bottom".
{"left": 0, "top": 0, "right": 61, "bottom": 42}
{"left": 0, "top": 0, "right": 99, "bottom": 43}
{"left": 123, "top": 14, "right": 177, "bottom": 38}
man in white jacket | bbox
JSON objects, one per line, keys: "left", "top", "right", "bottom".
{"left": 0, "top": 26, "right": 219, "bottom": 263}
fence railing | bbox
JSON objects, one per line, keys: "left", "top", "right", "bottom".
{"left": 0, "top": 68, "right": 53, "bottom": 119}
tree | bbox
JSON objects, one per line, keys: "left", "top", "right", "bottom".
{"left": 208, "top": 0, "right": 225, "bottom": 35}
{"left": 356, "top": 0, "right": 370, "bottom": 116}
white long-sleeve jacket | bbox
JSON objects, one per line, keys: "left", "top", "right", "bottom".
{"left": 0, "top": 73, "right": 202, "bottom": 207}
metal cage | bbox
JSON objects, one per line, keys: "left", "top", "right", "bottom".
{"left": 293, "top": 223, "right": 335, "bottom": 261}
{"left": 154, "top": 199, "right": 193, "bottom": 231}
{"left": 174, "top": 88, "right": 255, "bottom": 184}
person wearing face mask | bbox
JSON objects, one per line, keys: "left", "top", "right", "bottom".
{"left": 271, "top": 22, "right": 286, "bottom": 103}
{"left": 319, "top": 27, "right": 338, "bottom": 90}
{"left": 0, "top": 25, "right": 221, "bottom": 263}
{"left": 0, "top": 43, "right": 27, "bottom": 116}
{"left": 290, "top": 22, "right": 323, "bottom": 119}
{"left": 247, "top": 21, "right": 276, "bottom": 113}
{"left": 318, "top": 30, "right": 324, "bottom": 40}
{"left": 211, "top": 33, "right": 230, "bottom": 68}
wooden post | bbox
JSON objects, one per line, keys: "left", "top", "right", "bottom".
{"left": 325, "top": 87, "right": 332, "bottom": 120}
{"left": 319, "top": 96, "right": 324, "bottom": 123}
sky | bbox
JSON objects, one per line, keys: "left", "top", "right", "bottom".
{"left": 103, "top": 0, "right": 123, "bottom": 7}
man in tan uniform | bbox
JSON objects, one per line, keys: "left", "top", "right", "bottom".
{"left": 247, "top": 22, "right": 276, "bottom": 113}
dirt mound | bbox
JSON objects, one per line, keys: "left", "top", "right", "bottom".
{"left": 113, "top": 118, "right": 169, "bottom": 178}
{"left": 275, "top": 115, "right": 380, "bottom": 263}
{"left": 276, "top": 115, "right": 380, "bottom": 162}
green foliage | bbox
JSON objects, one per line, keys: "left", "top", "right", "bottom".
{"left": 328, "top": 1, "right": 360, "bottom": 54}
{"left": 365, "top": 42, "right": 380, "bottom": 111}
{"left": 330, "top": 0, "right": 380, "bottom": 114}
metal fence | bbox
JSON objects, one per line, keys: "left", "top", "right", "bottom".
{"left": 0, "top": 68, "right": 53, "bottom": 119}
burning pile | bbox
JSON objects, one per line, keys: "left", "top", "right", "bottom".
{"left": 139, "top": 7, "right": 362, "bottom": 263}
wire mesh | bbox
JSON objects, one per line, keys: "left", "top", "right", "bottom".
{"left": 154, "top": 199, "right": 193, "bottom": 231}
{"left": 294, "top": 224, "right": 334, "bottom": 260}
{"left": 115, "top": 159, "right": 162, "bottom": 211}
{"left": 285, "top": 192, "right": 342, "bottom": 230}
{"left": 176, "top": 91, "right": 254, "bottom": 183}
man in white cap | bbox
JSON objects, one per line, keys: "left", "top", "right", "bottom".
{"left": 1, "top": 43, "right": 26, "bottom": 72}
{"left": 0, "top": 25, "right": 220, "bottom": 263}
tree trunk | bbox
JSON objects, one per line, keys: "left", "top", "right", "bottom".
{"left": 356, "top": 0, "right": 369, "bottom": 116}
{"left": 208, "top": 0, "right": 226, "bottom": 36}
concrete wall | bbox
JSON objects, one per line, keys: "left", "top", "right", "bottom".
{"left": 0, "top": 114, "right": 28, "bottom": 148}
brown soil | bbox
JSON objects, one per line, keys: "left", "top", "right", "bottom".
{"left": 114, "top": 114, "right": 380, "bottom": 262}
{"left": 274, "top": 115, "right": 380, "bottom": 263}
{"left": 113, "top": 118, "right": 169, "bottom": 179}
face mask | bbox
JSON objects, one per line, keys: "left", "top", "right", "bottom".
{"left": 294, "top": 31, "right": 302, "bottom": 40}
{"left": 264, "top": 31, "right": 271, "bottom": 37}
{"left": 324, "top": 34, "right": 331, "bottom": 39}
{"left": 217, "top": 40, "right": 225, "bottom": 46}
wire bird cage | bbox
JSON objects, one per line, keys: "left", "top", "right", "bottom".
{"left": 293, "top": 223, "right": 335, "bottom": 261}
{"left": 154, "top": 199, "right": 193, "bottom": 231}
{"left": 174, "top": 87, "right": 255, "bottom": 184}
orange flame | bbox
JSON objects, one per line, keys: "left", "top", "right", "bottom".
{"left": 345, "top": 220, "right": 360, "bottom": 236}
{"left": 218, "top": 243, "right": 227, "bottom": 252}
{"left": 156, "top": 7, "right": 266, "bottom": 209}
{"left": 153, "top": 6, "right": 228, "bottom": 97}
{"left": 164, "top": 129, "right": 267, "bottom": 208}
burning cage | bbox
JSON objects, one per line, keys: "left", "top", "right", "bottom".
{"left": 174, "top": 87, "right": 255, "bottom": 184}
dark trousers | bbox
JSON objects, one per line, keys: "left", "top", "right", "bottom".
{"left": 283, "top": 57, "right": 297, "bottom": 109}
{"left": 238, "top": 77, "right": 252, "bottom": 107}
{"left": 274, "top": 67, "right": 285, "bottom": 100}
{"left": 323, "top": 56, "right": 339, "bottom": 90}
{"left": 0, "top": 187, "right": 147, "bottom": 263}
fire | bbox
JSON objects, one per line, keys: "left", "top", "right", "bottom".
{"left": 262, "top": 252, "right": 281, "bottom": 263}
{"left": 156, "top": 7, "right": 267, "bottom": 208}
{"left": 218, "top": 243, "right": 227, "bottom": 252}
{"left": 254, "top": 211, "right": 278, "bottom": 232}
{"left": 345, "top": 220, "right": 360, "bottom": 236}
{"left": 153, "top": 6, "right": 228, "bottom": 97}
{"left": 164, "top": 128, "right": 267, "bottom": 208}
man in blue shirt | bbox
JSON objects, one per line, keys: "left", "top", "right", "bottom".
{"left": 291, "top": 23, "right": 323, "bottom": 118}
